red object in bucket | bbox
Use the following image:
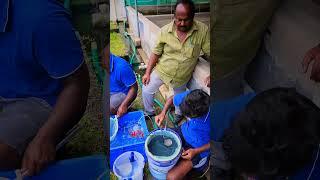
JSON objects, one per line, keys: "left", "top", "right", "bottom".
{"left": 130, "top": 129, "right": 144, "bottom": 138}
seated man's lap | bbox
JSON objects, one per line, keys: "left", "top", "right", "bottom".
{"left": 0, "top": 97, "right": 51, "bottom": 155}
{"left": 110, "top": 93, "right": 126, "bottom": 111}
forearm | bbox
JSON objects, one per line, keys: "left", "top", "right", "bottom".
{"left": 121, "top": 82, "right": 138, "bottom": 107}
{"left": 160, "top": 96, "right": 174, "bottom": 115}
{"left": 146, "top": 53, "right": 160, "bottom": 75}
{"left": 194, "top": 143, "right": 210, "bottom": 155}
{"left": 36, "top": 64, "right": 90, "bottom": 144}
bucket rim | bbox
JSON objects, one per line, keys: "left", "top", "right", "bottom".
{"left": 144, "top": 128, "right": 182, "bottom": 162}
{"left": 110, "top": 116, "right": 118, "bottom": 141}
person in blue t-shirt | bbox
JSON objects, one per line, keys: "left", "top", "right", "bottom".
{"left": 212, "top": 87, "right": 320, "bottom": 180}
{"left": 109, "top": 53, "right": 138, "bottom": 117}
{"left": 155, "top": 89, "right": 210, "bottom": 179}
{"left": 0, "top": 0, "right": 89, "bottom": 176}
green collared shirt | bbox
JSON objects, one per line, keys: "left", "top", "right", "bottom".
{"left": 152, "top": 20, "right": 210, "bottom": 88}
{"left": 212, "top": 0, "right": 279, "bottom": 78}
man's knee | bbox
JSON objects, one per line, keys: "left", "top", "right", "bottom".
{"left": 167, "top": 170, "right": 184, "bottom": 180}
{"left": 142, "top": 85, "right": 150, "bottom": 94}
{"left": 142, "top": 86, "right": 157, "bottom": 99}
{"left": 167, "top": 171, "right": 177, "bottom": 180}
{"left": 0, "top": 143, "right": 20, "bottom": 170}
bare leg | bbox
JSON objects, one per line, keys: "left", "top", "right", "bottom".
{"left": 167, "top": 159, "right": 193, "bottom": 180}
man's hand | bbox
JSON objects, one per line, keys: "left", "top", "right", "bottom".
{"left": 181, "top": 148, "right": 197, "bottom": 160}
{"left": 302, "top": 44, "right": 320, "bottom": 82}
{"left": 155, "top": 113, "right": 166, "bottom": 127}
{"left": 117, "top": 104, "right": 128, "bottom": 117}
{"left": 142, "top": 73, "right": 151, "bottom": 85}
{"left": 21, "top": 136, "right": 56, "bottom": 177}
{"left": 205, "top": 75, "right": 210, "bottom": 87}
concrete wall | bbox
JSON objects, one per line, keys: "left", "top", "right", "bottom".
{"left": 110, "top": 0, "right": 126, "bottom": 21}
{"left": 127, "top": 7, "right": 161, "bottom": 57}
{"left": 127, "top": 6, "right": 210, "bottom": 94}
{"left": 246, "top": 0, "right": 320, "bottom": 106}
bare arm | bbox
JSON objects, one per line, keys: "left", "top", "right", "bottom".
{"left": 160, "top": 96, "right": 174, "bottom": 116}
{"left": 22, "top": 63, "right": 90, "bottom": 176}
{"left": 155, "top": 96, "right": 173, "bottom": 126}
{"left": 117, "top": 82, "right": 138, "bottom": 117}
{"left": 146, "top": 53, "right": 160, "bottom": 75}
{"left": 181, "top": 143, "right": 210, "bottom": 160}
{"left": 194, "top": 143, "right": 210, "bottom": 155}
{"left": 142, "top": 53, "right": 161, "bottom": 85}
{"left": 37, "top": 63, "right": 90, "bottom": 143}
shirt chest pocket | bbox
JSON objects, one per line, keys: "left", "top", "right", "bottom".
{"left": 184, "top": 43, "right": 201, "bottom": 59}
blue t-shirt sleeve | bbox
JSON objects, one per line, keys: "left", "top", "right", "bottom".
{"left": 212, "top": 93, "right": 256, "bottom": 141}
{"left": 34, "top": 2, "right": 84, "bottom": 79}
{"left": 173, "top": 91, "right": 191, "bottom": 106}
{"left": 120, "top": 64, "right": 136, "bottom": 87}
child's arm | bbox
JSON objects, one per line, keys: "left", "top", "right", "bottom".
{"left": 155, "top": 96, "right": 173, "bottom": 126}
{"left": 181, "top": 143, "right": 210, "bottom": 160}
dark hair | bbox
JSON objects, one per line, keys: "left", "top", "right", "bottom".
{"left": 222, "top": 88, "right": 320, "bottom": 179}
{"left": 180, "top": 89, "right": 209, "bottom": 118}
{"left": 174, "top": 0, "right": 196, "bottom": 18}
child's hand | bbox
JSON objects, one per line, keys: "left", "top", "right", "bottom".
{"left": 181, "top": 148, "right": 197, "bottom": 160}
{"left": 155, "top": 113, "right": 165, "bottom": 127}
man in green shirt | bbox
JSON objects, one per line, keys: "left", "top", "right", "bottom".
{"left": 212, "top": 0, "right": 279, "bottom": 101}
{"left": 142, "top": 0, "right": 210, "bottom": 122}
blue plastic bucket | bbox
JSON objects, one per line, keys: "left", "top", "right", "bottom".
{"left": 113, "top": 151, "right": 145, "bottom": 180}
{"left": 144, "top": 129, "right": 182, "bottom": 180}
{"left": 110, "top": 111, "right": 149, "bottom": 169}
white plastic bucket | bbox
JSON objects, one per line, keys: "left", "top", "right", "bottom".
{"left": 113, "top": 151, "right": 145, "bottom": 180}
{"left": 110, "top": 116, "right": 118, "bottom": 141}
{"left": 144, "top": 129, "right": 182, "bottom": 180}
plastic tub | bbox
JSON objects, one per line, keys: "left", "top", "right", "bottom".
{"left": 113, "top": 151, "right": 145, "bottom": 180}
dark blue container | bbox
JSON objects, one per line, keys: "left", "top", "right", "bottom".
{"left": 0, "top": 155, "right": 107, "bottom": 180}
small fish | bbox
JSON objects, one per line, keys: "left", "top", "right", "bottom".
{"left": 130, "top": 130, "right": 144, "bottom": 138}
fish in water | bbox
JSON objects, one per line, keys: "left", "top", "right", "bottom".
{"left": 148, "top": 135, "right": 178, "bottom": 157}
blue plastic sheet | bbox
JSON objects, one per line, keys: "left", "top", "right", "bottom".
{"left": 0, "top": 155, "right": 107, "bottom": 180}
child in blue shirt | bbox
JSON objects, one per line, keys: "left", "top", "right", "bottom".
{"left": 155, "top": 89, "right": 210, "bottom": 179}
{"left": 110, "top": 53, "right": 138, "bottom": 117}
{"left": 212, "top": 88, "right": 320, "bottom": 180}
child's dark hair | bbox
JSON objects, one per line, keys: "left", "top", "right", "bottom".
{"left": 174, "top": 0, "right": 196, "bottom": 18}
{"left": 180, "top": 89, "right": 209, "bottom": 118}
{"left": 222, "top": 87, "right": 320, "bottom": 179}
